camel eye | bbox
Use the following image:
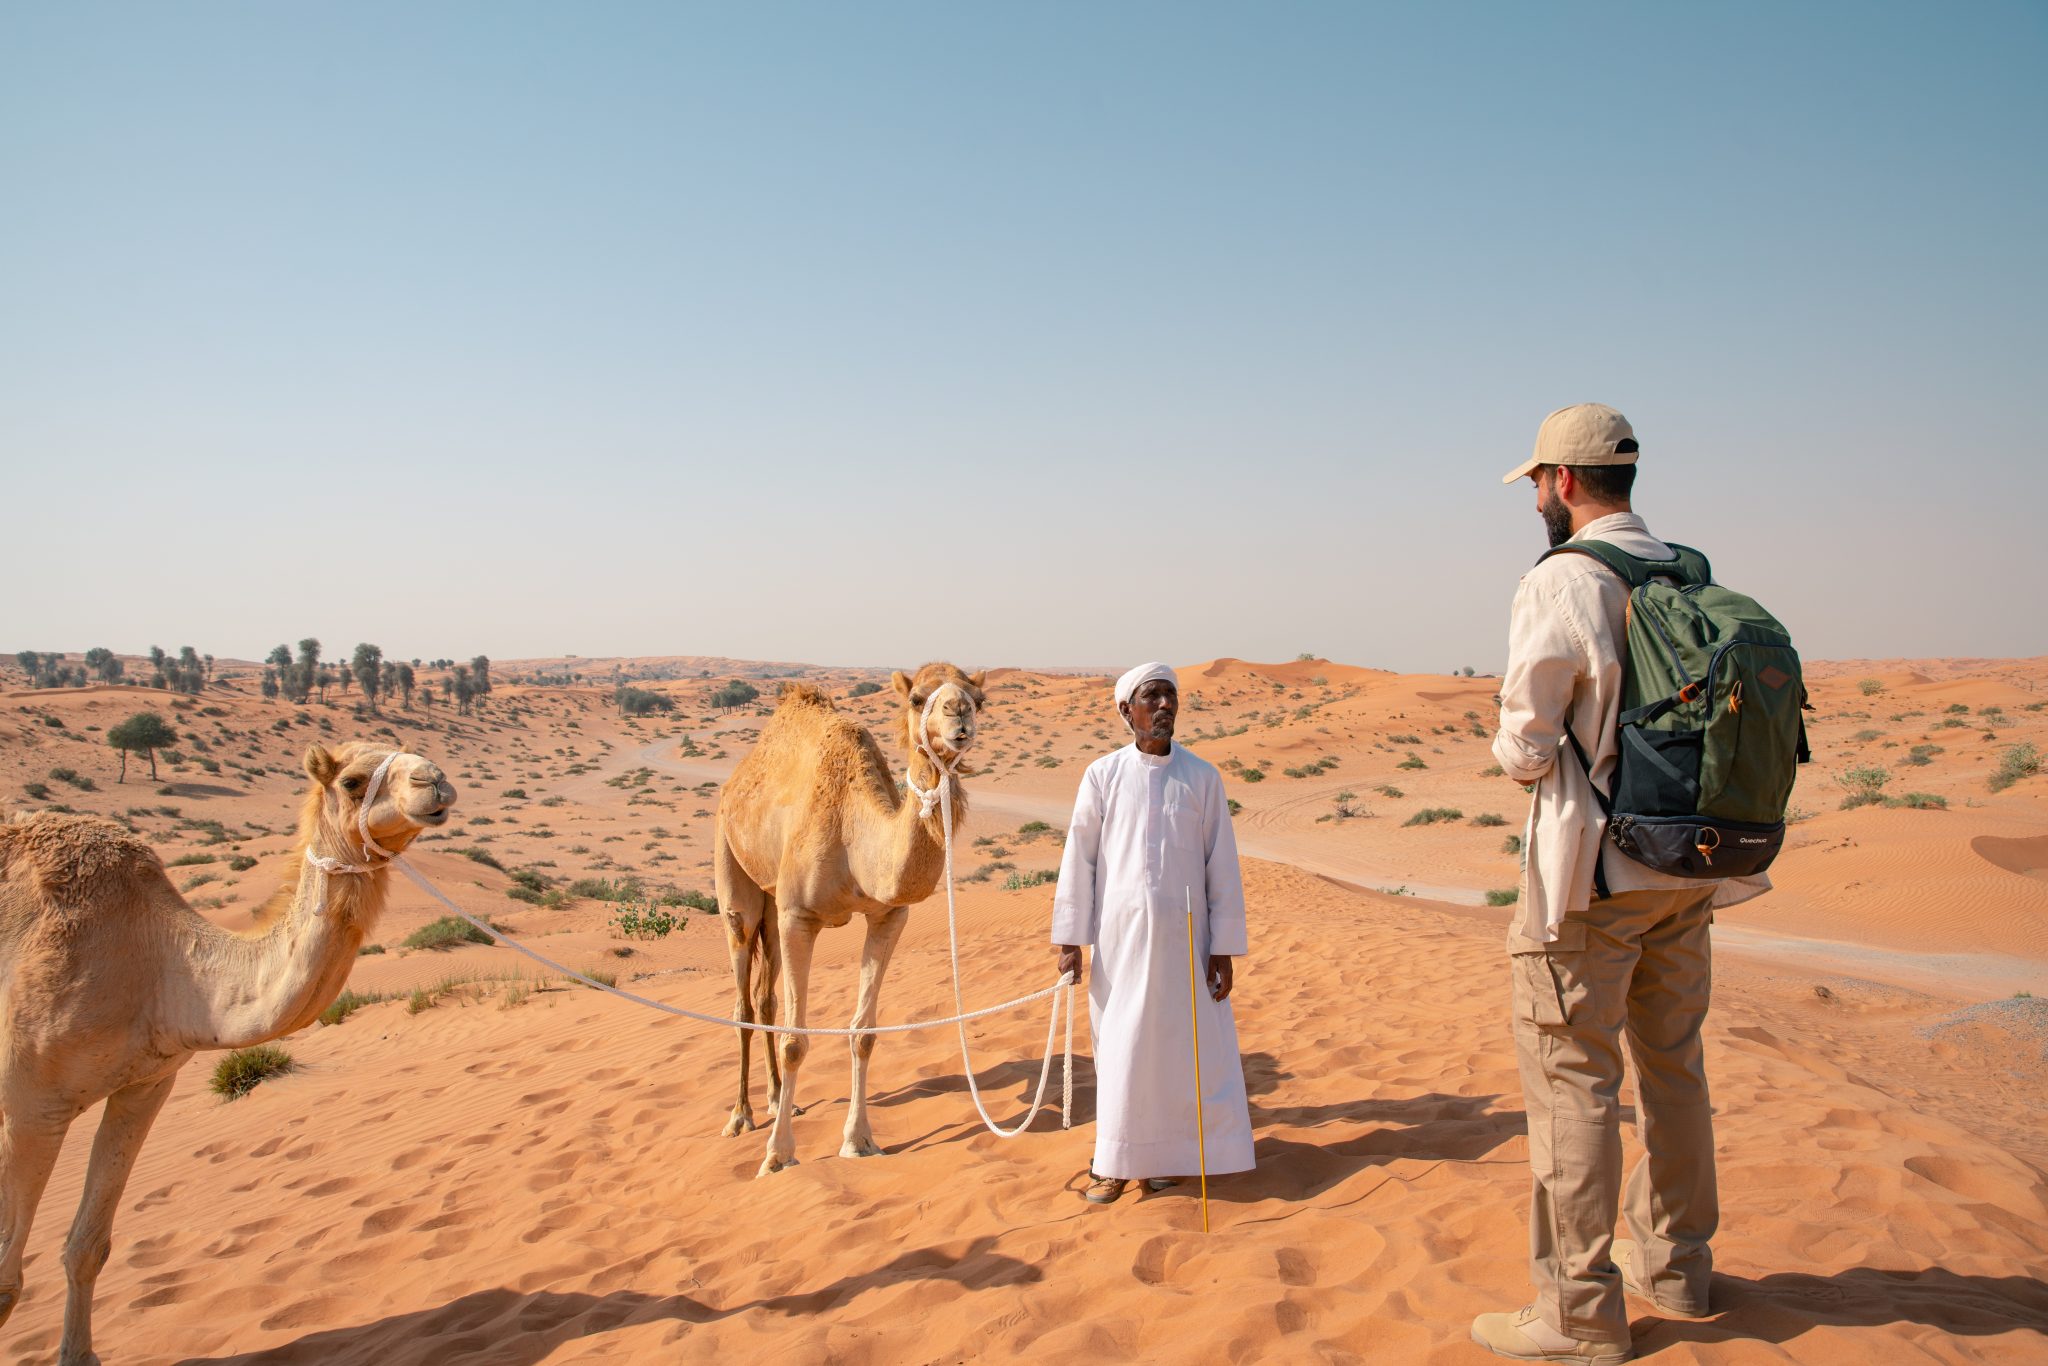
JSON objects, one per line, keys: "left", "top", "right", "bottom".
{"left": 910, "top": 692, "right": 928, "bottom": 707}
{"left": 341, "top": 774, "right": 366, "bottom": 794}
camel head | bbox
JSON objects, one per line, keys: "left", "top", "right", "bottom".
{"left": 302, "top": 741, "right": 457, "bottom": 856}
{"left": 893, "top": 663, "right": 987, "bottom": 764}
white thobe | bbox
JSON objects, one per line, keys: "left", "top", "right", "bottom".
{"left": 1051, "top": 743, "right": 1254, "bottom": 1180}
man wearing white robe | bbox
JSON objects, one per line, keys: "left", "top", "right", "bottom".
{"left": 1051, "top": 661, "right": 1254, "bottom": 1203}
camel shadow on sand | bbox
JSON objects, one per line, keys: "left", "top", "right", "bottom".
{"left": 170, "top": 1234, "right": 1041, "bottom": 1365}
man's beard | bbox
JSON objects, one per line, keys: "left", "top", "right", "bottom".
{"left": 1539, "top": 489, "right": 1574, "bottom": 548}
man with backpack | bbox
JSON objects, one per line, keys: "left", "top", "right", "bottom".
{"left": 1472, "top": 404, "right": 1799, "bottom": 1363}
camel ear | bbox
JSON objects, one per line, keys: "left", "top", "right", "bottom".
{"left": 304, "top": 744, "right": 341, "bottom": 786}
{"left": 891, "top": 671, "right": 914, "bottom": 699}
{"left": 966, "top": 671, "right": 987, "bottom": 706}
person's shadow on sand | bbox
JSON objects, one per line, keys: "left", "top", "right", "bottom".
{"left": 1636, "top": 1266, "right": 2048, "bottom": 1348}
{"left": 172, "top": 1234, "right": 1042, "bottom": 1365}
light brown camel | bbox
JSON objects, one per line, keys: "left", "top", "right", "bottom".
{"left": 0, "top": 741, "right": 454, "bottom": 1365}
{"left": 714, "top": 663, "right": 984, "bottom": 1176}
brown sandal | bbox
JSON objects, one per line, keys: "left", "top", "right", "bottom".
{"left": 1084, "top": 1172, "right": 1128, "bottom": 1204}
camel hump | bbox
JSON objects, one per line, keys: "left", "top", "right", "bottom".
{"left": 0, "top": 810, "right": 164, "bottom": 904}
{"left": 775, "top": 682, "right": 836, "bottom": 713}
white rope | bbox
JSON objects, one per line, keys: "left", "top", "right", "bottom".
{"left": 908, "top": 685, "right": 1076, "bottom": 1136}
{"left": 308, "top": 735, "right": 1077, "bottom": 1137}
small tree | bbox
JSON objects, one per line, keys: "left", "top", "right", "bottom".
{"left": 395, "top": 661, "right": 415, "bottom": 710}
{"left": 471, "top": 655, "right": 492, "bottom": 695}
{"left": 352, "top": 642, "right": 383, "bottom": 712}
{"left": 107, "top": 711, "right": 178, "bottom": 783}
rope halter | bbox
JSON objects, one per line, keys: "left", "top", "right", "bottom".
{"left": 305, "top": 751, "right": 403, "bottom": 913}
{"left": 903, "top": 683, "right": 977, "bottom": 819}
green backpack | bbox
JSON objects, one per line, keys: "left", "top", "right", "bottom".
{"left": 1540, "top": 539, "right": 1809, "bottom": 884}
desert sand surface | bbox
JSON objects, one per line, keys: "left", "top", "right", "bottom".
{"left": 2, "top": 654, "right": 2045, "bottom": 1362}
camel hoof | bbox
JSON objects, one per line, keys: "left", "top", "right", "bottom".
{"left": 840, "top": 1137, "right": 884, "bottom": 1159}
{"left": 756, "top": 1152, "right": 799, "bottom": 1178}
{"left": 721, "top": 1111, "right": 756, "bottom": 1137}
{"left": 0, "top": 1289, "right": 15, "bottom": 1327}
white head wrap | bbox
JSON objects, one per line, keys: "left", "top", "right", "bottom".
{"left": 1114, "top": 661, "right": 1178, "bottom": 733}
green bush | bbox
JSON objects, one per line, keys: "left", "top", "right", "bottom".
{"left": 1857, "top": 678, "right": 1884, "bottom": 696}
{"left": 1485, "top": 888, "right": 1521, "bottom": 906}
{"left": 1402, "top": 807, "right": 1464, "bottom": 827}
{"left": 1397, "top": 753, "right": 1428, "bottom": 771}
{"left": 1240, "top": 768, "right": 1265, "bottom": 783}
{"left": 1990, "top": 743, "right": 2042, "bottom": 793}
{"left": 228, "top": 854, "right": 257, "bottom": 871}
{"left": 167, "top": 852, "right": 217, "bottom": 867}
{"left": 1002, "top": 868, "right": 1059, "bottom": 891}
{"left": 21, "top": 781, "right": 50, "bottom": 800}
{"left": 1901, "top": 744, "right": 1943, "bottom": 767}
{"left": 568, "top": 876, "right": 643, "bottom": 902}
{"left": 211, "top": 1045, "right": 293, "bottom": 1099}
{"left": 1374, "top": 784, "right": 1404, "bottom": 799}
{"left": 319, "top": 989, "right": 387, "bottom": 1027}
{"left": 1502, "top": 833, "right": 1524, "bottom": 856}
{"left": 1470, "top": 813, "right": 1507, "bottom": 827}
{"left": 1838, "top": 766, "right": 1891, "bottom": 810}
{"left": 403, "top": 916, "right": 493, "bottom": 951}
{"left": 1852, "top": 729, "right": 1883, "bottom": 742}
{"left": 358, "top": 943, "right": 386, "bottom": 955}
{"left": 1888, "top": 792, "right": 1948, "bottom": 810}
{"left": 670, "top": 888, "right": 718, "bottom": 913}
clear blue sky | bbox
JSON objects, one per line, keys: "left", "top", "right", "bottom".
{"left": 3, "top": 3, "right": 2042, "bottom": 672}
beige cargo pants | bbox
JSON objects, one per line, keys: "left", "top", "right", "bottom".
{"left": 1509, "top": 883, "right": 1719, "bottom": 1341}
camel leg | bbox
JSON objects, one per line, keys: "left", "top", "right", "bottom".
{"left": 841, "top": 904, "right": 909, "bottom": 1159}
{"left": 758, "top": 893, "right": 782, "bottom": 1111}
{"left": 715, "top": 825, "right": 765, "bottom": 1137}
{"left": 0, "top": 1108, "right": 72, "bottom": 1330}
{"left": 759, "top": 910, "right": 817, "bottom": 1177}
{"left": 58, "top": 1073, "right": 175, "bottom": 1366}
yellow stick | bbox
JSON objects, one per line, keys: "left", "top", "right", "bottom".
{"left": 1185, "top": 887, "right": 1210, "bottom": 1234}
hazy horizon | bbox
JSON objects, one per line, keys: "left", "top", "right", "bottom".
{"left": 5, "top": 3, "right": 2044, "bottom": 671}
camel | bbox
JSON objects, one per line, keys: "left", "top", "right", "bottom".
{"left": 0, "top": 741, "right": 454, "bottom": 1365}
{"left": 714, "top": 662, "right": 984, "bottom": 1176}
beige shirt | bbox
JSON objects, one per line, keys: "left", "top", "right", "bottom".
{"left": 1493, "top": 511, "right": 1769, "bottom": 941}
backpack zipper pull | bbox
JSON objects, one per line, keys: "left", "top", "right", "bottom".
{"left": 1728, "top": 680, "right": 1744, "bottom": 715}
{"left": 1695, "top": 827, "right": 1719, "bottom": 866}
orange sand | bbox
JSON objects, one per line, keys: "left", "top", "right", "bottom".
{"left": 2, "top": 655, "right": 2044, "bottom": 1362}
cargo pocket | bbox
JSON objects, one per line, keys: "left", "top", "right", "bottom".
{"left": 1507, "top": 920, "right": 1590, "bottom": 1028}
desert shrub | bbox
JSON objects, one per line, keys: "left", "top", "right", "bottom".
{"left": 211, "top": 1045, "right": 293, "bottom": 1099}
{"left": 1857, "top": 678, "right": 1884, "bottom": 696}
{"left": 850, "top": 681, "right": 883, "bottom": 697}
{"left": 404, "top": 916, "right": 493, "bottom": 951}
{"left": 616, "top": 686, "right": 674, "bottom": 717}
{"left": 227, "top": 854, "right": 257, "bottom": 871}
{"left": 1470, "top": 813, "right": 1507, "bottom": 827}
{"left": 1240, "top": 768, "right": 1265, "bottom": 783}
{"left": 49, "top": 766, "right": 95, "bottom": 791}
{"left": 167, "top": 852, "right": 217, "bottom": 867}
{"left": 1944, "top": 702, "right": 1970, "bottom": 714}
{"left": 319, "top": 989, "right": 387, "bottom": 1026}
{"left": 708, "top": 681, "right": 760, "bottom": 710}
{"left": 1933, "top": 717, "right": 1970, "bottom": 730}
{"left": 458, "top": 846, "right": 507, "bottom": 871}
{"left": 579, "top": 969, "right": 618, "bottom": 989}
{"left": 1373, "top": 784, "right": 1404, "bottom": 799}
{"left": 1002, "top": 868, "right": 1058, "bottom": 891}
{"left": 1389, "top": 733, "right": 1421, "bottom": 745}
{"left": 21, "top": 781, "right": 51, "bottom": 800}
{"left": 1480, "top": 764, "right": 1505, "bottom": 778}
{"left": 611, "top": 900, "right": 680, "bottom": 939}
{"left": 568, "top": 876, "right": 642, "bottom": 902}
{"left": 1989, "top": 743, "right": 2042, "bottom": 793}
{"left": 503, "top": 787, "right": 527, "bottom": 799}
{"left": 407, "top": 988, "right": 434, "bottom": 1014}
{"left": 1402, "top": 807, "right": 1464, "bottom": 827}
{"left": 670, "top": 889, "right": 718, "bottom": 913}
{"left": 358, "top": 943, "right": 386, "bottom": 956}
{"left": 1502, "top": 833, "right": 1524, "bottom": 856}
{"left": 1900, "top": 744, "right": 1943, "bottom": 767}
{"left": 1397, "top": 753, "right": 1428, "bottom": 770}
{"left": 1485, "top": 888, "right": 1521, "bottom": 906}
{"left": 1888, "top": 792, "right": 1948, "bottom": 810}
{"left": 1226, "top": 797, "right": 1242, "bottom": 816}
{"left": 1837, "top": 767, "right": 1891, "bottom": 810}
{"left": 1852, "top": 729, "right": 1882, "bottom": 742}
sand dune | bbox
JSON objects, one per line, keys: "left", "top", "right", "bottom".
{"left": 3, "top": 656, "right": 2045, "bottom": 1361}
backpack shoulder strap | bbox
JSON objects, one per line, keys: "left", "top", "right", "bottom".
{"left": 1538, "top": 538, "right": 1711, "bottom": 589}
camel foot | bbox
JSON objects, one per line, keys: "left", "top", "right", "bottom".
{"left": 0, "top": 1289, "right": 15, "bottom": 1327}
{"left": 840, "top": 1135, "right": 884, "bottom": 1158}
{"left": 57, "top": 1348, "right": 101, "bottom": 1366}
{"left": 721, "top": 1110, "right": 756, "bottom": 1137}
{"left": 756, "top": 1152, "right": 799, "bottom": 1178}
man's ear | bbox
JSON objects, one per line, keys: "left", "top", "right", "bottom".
{"left": 1555, "top": 465, "right": 1577, "bottom": 501}
{"left": 892, "top": 670, "right": 913, "bottom": 699}
{"left": 304, "top": 744, "right": 341, "bottom": 786}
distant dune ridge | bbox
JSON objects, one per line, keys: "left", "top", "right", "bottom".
{"left": 1, "top": 655, "right": 2044, "bottom": 1361}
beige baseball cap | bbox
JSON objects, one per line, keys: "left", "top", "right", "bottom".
{"left": 1501, "top": 403, "right": 1638, "bottom": 484}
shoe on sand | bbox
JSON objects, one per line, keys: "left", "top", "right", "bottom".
{"left": 1142, "top": 1178, "right": 1178, "bottom": 1192}
{"left": 1084, "top": 1173, "right": 1127, "bottom": 1205}
{"left": 1613, "top": 1239, "right": 1710, "bottom": 1318}
{"left": 1469, "top": 1305, "right": 1629, "bottom": 1364}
